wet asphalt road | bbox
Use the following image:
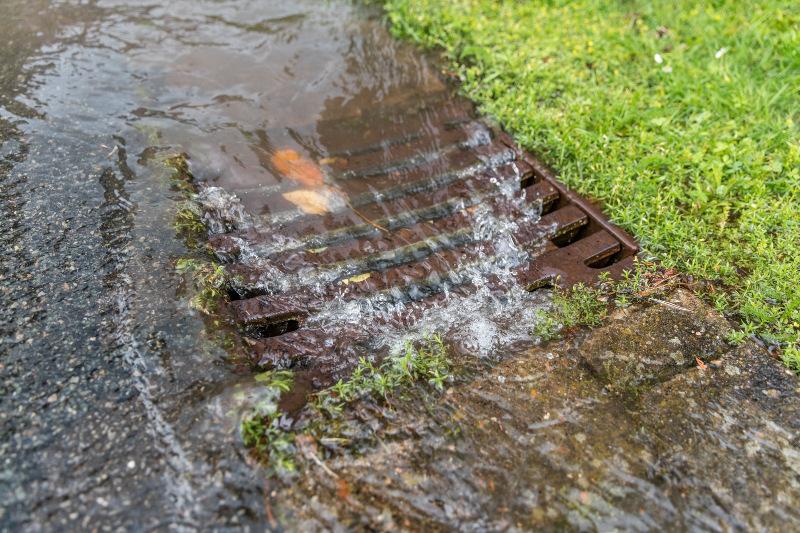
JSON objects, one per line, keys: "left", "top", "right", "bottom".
{"left": 0, "top": 1, "right": 269, "bottom": 529}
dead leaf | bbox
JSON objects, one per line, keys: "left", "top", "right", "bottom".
{"left": 336, "top": 478, "right": 351, "bottom": 500}
{"left": 340, "top": 272, "right": 371, "bottom": 285}
{"left": 695, "top": 356, "right": 708, "bottom": 370}
{"left": 319, "top": 156, "right": 347, "bottom": 168}
{"left": 282, "top": 189, "right": 330, "bottom": 215}
{"left": 272, "top": 148, "right": 325, "bottom": 188}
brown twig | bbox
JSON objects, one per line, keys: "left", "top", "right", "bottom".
{"left": 343, "top": 196, "right": 389, "bottom": 233}
{"left": 635, "top": 273, "right": 681, "bottom": 298}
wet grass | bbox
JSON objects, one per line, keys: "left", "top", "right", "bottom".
{"left": 384, "top": 0, "right": 800, "bottom": 370}
{"left": 533, "top": 260, "right": 674, "bottom": 342}
{"left": 175, "top": 258, "right": 229, "bottom": 314}
{"left": 312, "top": 334, "right": 450, "bottom": 416}
{"left": 533, "top": 283, "right": 608, "bottom": 342}
{"left": 240, "top": 335, "right": 451, "bottom": 474}
{"left": 241, "top": 370, "right": 297, "bottom": 474}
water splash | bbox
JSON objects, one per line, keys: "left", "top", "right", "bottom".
{"left": 198, "top": 159, "right": 557, "bottom": 361}
{"left": 196, "top": 186, "right": 254, "bottom": 234}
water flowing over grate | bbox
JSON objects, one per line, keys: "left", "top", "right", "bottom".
{"left": 195, "top": 88, "right": 638, "bottom": 389}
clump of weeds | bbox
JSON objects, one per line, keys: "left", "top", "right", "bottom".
{"left": 240, "top": 335, "right": 452, "bottom": 475}
{"left": 532, "top": 282, "right": 608, "bottom": 342}
{"left": 532, "top": 259, "right": 680, "bottom": 342}
{"left": 175, "top": 258, "right": 229, "bottom": 314}
{"left": 312, "top": 334, "right": 450, "bottom": 417}
{"left": 160, "top": 152, "right": 207, "bottom": 247}
{"left": 240, "top": 370, "right": 298, "bottom": 474}
{"left": 174, "top": 201, "right": 205, "bottom": 239}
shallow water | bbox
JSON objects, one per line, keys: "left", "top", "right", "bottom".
{"left": 0, "top": 0, "right": 552, "bottom": 528}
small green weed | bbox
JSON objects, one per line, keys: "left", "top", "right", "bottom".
{"left": 532, "top": 283, "right": 607, "bottom": 342}
{"left": 784, "top": 346, "right": 800, "bottom": 372}
{"left": 725, "top": 329, "right": 748, "bottom": 346}
{"left": 240, "top": 370, "right": 297, "bottom": 474}
{"left": 163, "top": 152, "right": 192, "bottom": 178}
{"left": 313, "top": 334, "right": 450, "bottom": 417}
{"left": 532, "top": 260, "right": 676, "bottom": 342}
{"left": 174, "top": 201, "right": 205, "bottom": 236}
{"left": 163, "top": 152, "right": 196, "bottom": 194}
{"left": 175, "top": 258, "right": 228, "bottom": 313}
{"left": 164, "top": 153, "right": 204, "bottom": 246}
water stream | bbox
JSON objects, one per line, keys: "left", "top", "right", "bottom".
{"left": 0, "top": 0, "right": 552, "bottom": 527}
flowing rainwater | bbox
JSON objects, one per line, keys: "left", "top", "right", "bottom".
{"left": 0, "top": 0, "right": 554, "bottom": 527}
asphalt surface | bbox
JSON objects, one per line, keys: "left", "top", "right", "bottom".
{"left": 0, "top": 1, "right": 268, "bottom": 529}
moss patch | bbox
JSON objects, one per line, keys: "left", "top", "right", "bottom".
{"left": 175, "top": 258, "right": 229, "bottom": 314}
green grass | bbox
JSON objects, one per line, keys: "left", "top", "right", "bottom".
{"left": 533, "top": 283, "right": 608, "bottom": 342}
{"left": 383, "top": 0, "right": 800, "bottom": 370}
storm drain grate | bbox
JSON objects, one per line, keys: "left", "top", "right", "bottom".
{"left": 200, "top": 90, "right": 638, "bottom": 381}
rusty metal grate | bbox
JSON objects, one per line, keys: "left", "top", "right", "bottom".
{"left": 203, "top": 91, "right": 638, "bottom": 379}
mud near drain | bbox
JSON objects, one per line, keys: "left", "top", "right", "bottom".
{"left": 1, "top": 0, "right": 798, "bottom": 530}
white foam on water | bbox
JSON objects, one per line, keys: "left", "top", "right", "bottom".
{"left": 196, "top": 186, "right": 254, "bottom": 234}
{"left": 199, "top": 160, "right": 558, "bottom": 361}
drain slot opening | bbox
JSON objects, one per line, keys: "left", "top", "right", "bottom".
{"left": 244, "top": 319, "right": 301, "bottom": 339}
{"left": 550, "top": 220, "right": 588, "bottom": 247}
{"left": 586, "top": 248, "right": 623, "bottom": 269}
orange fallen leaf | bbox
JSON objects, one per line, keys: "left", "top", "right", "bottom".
{"left": 695, "top": 356, "right": 708, "bottom": 370}
{"left": 336, "top": 478, "right": 350, "bottom": 500}
{"left": 282, "top": 189, "right": 330, "bottom": 215}
{"left": 272, "top": 148, "right": 325, "bottom": 188}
